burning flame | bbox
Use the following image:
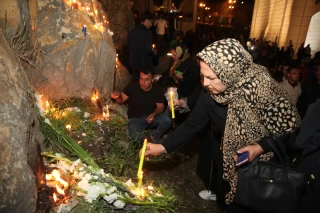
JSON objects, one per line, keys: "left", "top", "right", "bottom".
{"left": 46, "top": 169, "right": 69, "bottom": 199}
{"left": 56, "top": 184, "right": 65, "bottom": 195}
{"left": 65, "top": 124, "right": 72, "bottom": 131}
{"left": 91, "top": 93, "right": 98, "bottom": 102}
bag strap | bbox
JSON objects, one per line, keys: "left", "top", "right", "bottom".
{"left": 266, "top": 136, "right": 287, "bottom": 166}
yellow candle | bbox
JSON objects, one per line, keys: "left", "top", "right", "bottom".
{"left": 138, "top": 171, "right": 143, "bottom": 188}
{"left": 106, "top": 105, "right": 110, "bottom": 117}
{"left": 137, "top": 139, "right": 147, "bottom": 187}
{"left": 170, "top": 90, "right": 175, "bottom": 119}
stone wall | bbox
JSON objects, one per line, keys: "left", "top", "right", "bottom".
{"left": 0, "top": 31, "right": 44, "bottom": 213}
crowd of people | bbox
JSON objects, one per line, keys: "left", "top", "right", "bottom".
{"left": 112, "top": 10, "right": 320, "bottom": 213}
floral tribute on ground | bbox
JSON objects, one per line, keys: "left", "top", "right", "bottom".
{"left": 35, "top": 93, "right": 176, "bottom": 212}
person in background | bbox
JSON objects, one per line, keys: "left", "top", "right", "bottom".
{"left": 280, "top": 67, "right": 301, "bottom": 106}
{"left": 111, "top": 69, "right": 171, "bottom": 144}
{"left": 298, "top": 54, "right": 311, "bottom": 89}
{"left": 154, "top": 11, "right": 168, "bottom": 53}
{"left": 141, "top": 39, "right": 300, "bottom": 213}
{"left": 127, "top": 11, "right": 154, "bottom": 81}
{"left": 296, "top": 98, "right": 320, "bottom": 213}
{"left": 297, "top": 64, "right": 320, "bottom": 118}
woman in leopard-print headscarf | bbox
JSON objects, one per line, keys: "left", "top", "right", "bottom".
{"left": 196, "top": 38, "right": 300, "bottom": 206}
{"left": 142, "top": 38, "right": 300, "bottom": 212}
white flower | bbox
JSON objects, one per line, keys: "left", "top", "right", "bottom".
{"left": 155, "top": 193, "right": 164, "bottom": 197}
{"left": 124, "top": 179, "right": 134, "bottom": 187}
{"left": 65, "top": 107, "right": 73, "bottom": 111}
{"left": 84, "top": 112, "right": 90, "bottom": 118}
{"left": 56, "top": 161, "right": 71, "bottom": 172}
{"left": 86, "top": 184, "right": 106, "bottom": 200}
{"left": 103, "top": 193, "right": 117, "bottom": 203}
{"left": 98, "top": 169, "right": 105, "bottom": 175}
{"left": 93, "top": 175, "right": 98, "bottom": 179}
{"left": 96, "top": 120, "right": 102, "bottom": 126}
{"left": 82, "top": 133, "right": 87, "bottom": 137}
{"left": 55, "top": 153, "right": 62, "bottom": 157}
{"left": 70, "top": 159, "right": 82, "bottom": 172}
{"left": 78, "top": 171, "right": 86, "bottom": 178}
{"left": 44, "top": 118, "right": 52, "bottom": 126}
{"left": 130, "top": 189, "right": 138, "bottom": 196}
{"left": 113, "top": 200, "right": 125, "bottom": 208}
{"left": 106, "top": 186, "right": 117, "bottom": 195}
{"left": 77, "top": 178, "right": 89, "bottom": 191}
{"left": 87, "top": 198, "right": 93, "bottom": 203}
{"left": 73, "top": 107, "right": 81, "bottom": 112}
{"left": 84, "top": 173, "right": 92, "bottom": 181}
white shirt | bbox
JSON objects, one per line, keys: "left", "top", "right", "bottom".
{"left": 280, "top": 80, "right": 301, "bottom": 106}
{"left": 154, "top": 18, "right": 167, "bottom": 35}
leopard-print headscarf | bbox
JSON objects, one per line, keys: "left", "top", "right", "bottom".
{"left": 197, "top": 38, "right": 300, "bottom": 204}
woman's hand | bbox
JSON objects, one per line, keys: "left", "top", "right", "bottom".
{"left": 233, "top": 144, "right": 264, "bottom": 163}
{"left": 140, "top": 143, "right": 167, "bottom": 160}
{"left": 169, "top": 99, "right": 187, "bottom": 109}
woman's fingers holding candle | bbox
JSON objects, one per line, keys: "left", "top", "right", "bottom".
{"left": 143, "top": 143, "right": 167, "bottom": 157}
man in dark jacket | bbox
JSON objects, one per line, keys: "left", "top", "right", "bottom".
{"left": 127, "top": 11, "right": 154, "bottom": 81}
{"left": 296, "top": 99, "right": 320, "bottom": 213}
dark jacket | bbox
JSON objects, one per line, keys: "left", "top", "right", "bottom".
{"left": 296, "top": 99, "right": 320, "bottom": 213}
{"left": 127, "top": 24, "right": 153, "bottom": 70}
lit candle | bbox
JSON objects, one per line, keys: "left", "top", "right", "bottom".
{"left": 152, "top": 44, "right": 155, "bottom": 50}
{"left": 137, "top": 139, "right": 147, "bottom": 187}
{"left": 170, "top": 89, "right": 175, "bottom": 119}
{"left": 106, "top": 105, "right": 110, "bottom": 117}
{"left": 138, "top": 171, "right": 143, "bottom": 188}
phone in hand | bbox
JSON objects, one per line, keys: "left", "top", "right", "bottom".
{"left": 236, "top": 151, "right": 250, "bottom": 167}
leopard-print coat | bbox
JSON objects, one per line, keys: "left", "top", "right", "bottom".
{"left": 197, "top": 38, "right": 300, "bottom": 204}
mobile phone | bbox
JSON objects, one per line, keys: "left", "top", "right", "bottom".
{"left": 236, "top": 151, "right": 249, "bottom": 167}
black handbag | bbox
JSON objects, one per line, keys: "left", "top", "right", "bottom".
{"left": 234, "top": 138, "right": 309, "bottom": 213}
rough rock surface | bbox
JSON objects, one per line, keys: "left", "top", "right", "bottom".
{"left": 0, "top": 31, "right": 44, "bottom": 213}
{"left": 27, "top": 0, "right": 116, "bottom": 101}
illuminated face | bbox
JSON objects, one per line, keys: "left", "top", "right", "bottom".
{"left": 200, "top": 60, "right": 226, "bottom": 95}
{"left": 287, "top": 68, "right": 300, "bottom": 83}
{"left": 139, "top": 72, "right": 154, "bottom": 91}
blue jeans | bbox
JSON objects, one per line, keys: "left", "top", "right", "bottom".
{"left": 128, "top": 112, "right": 172, "bottom": 143}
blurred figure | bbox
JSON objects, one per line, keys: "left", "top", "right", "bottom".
{"left": 280, "top": 67, "right": 301, "bottom": 106}
{"left": 127, "top": 11, "right": 155, "bottom": 81}
{"left": 154, "top": 11, "right": 168, "bottom": 53}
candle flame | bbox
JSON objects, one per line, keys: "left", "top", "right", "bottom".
{"left": 45, "top": 101, "right": 50, "bottom": 108}
{"left": 53, "top": 193, "right": 57, "bottom": 202}
{"left": 65, "top": 124, "right": 71, "bottom": 130}
{"left": 91, "top": 93, "right": 98, "bottom": 102}
{"left": 52, "top": 170, "right": 69, "bottom": 188}
{"left": 140, "top": 188, "right": 145, "bottom": 198}
{"left": 56, "top": 184, "right": 65, "bottom": 195}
